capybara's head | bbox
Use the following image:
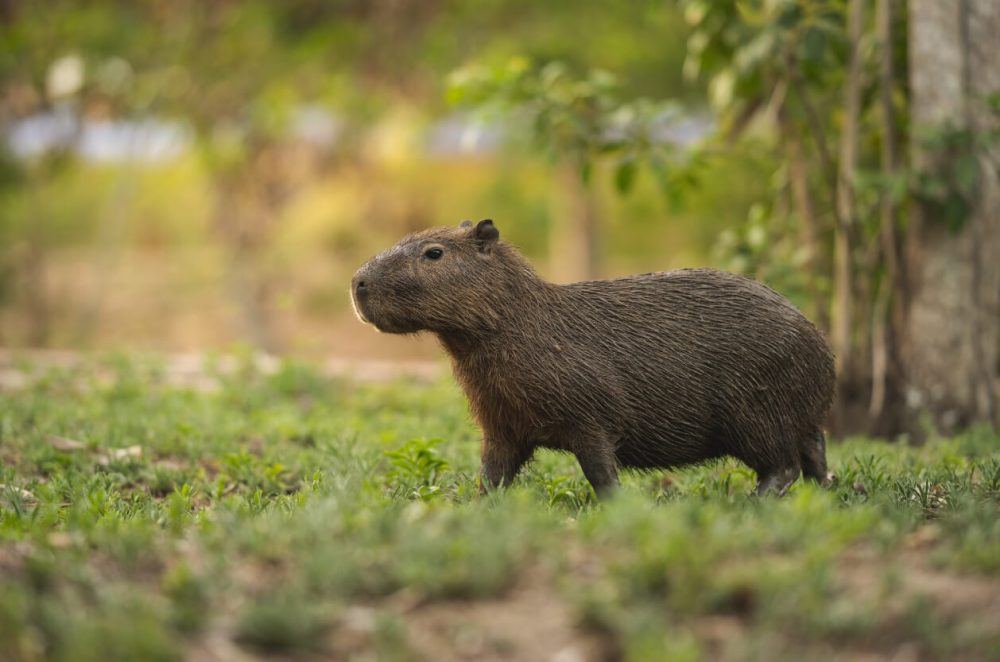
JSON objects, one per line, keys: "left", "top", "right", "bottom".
{"left": 351, "top": 219, "right": 536, "bottom": 335}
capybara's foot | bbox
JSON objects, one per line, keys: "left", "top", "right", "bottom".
{"left": 754, "top": 465, "right": 801, "bottom": 496}
{"left": 800, "top": 429, "right": 829, "bottom": 484}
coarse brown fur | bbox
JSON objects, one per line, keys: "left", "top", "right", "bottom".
{"left": 352, "top": 220, "right": 835, "bottom": 496}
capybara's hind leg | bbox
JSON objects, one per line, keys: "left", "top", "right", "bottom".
{"left": 800, "top": 429, "right": 831, "bottom": 485}
{"left": 754, "top": 464, "right": 800, "bottom": 496}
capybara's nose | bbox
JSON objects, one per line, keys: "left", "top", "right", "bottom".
{"left": 351, "top": 265, "right": 372, "bottom": 300}
{"left": 352, "top": 272, "right": 370, "bottom": 299}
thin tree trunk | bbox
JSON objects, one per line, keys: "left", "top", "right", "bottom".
{"left": 213, "top": 194, "right": 281, "bottom": 354}
{"left": 207, "top": 139, "right": 311, "bottom": 355}
{"left": 78, "top": 160, "right": 137, "bottom": 346}
{"left": 784, "top": 123, "right": 830, "bottom": 334}
{"left": 24, "top": 171, "right": 55, "bottom": 347}
{"left": 24, "top": 220, "right": 49, "bottom": 346}
{"left": 550, "top": 161, "right": 598, "bottom": 282}
{"left": 832, "top": 0, "right": 865, "bottom": 432}
{"left": 870, "top": 0, "right": 904, "bottom": 426}
{"left": 904, "top": 0, "right": 1000, "bottom": 435}
{"left": 966, "top": 0, "right": 1000, "bottom": 429}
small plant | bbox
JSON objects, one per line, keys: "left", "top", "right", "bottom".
{"left": 384, "top": 438, "right": 451, "bottom": 487}
{"left": 543, "top": 474, "right": 593, "bottom": 508}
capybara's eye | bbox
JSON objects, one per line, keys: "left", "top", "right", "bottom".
{"left": 424, "top": 247, "right": 444, "bottom": 260}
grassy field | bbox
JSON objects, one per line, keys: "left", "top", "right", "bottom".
{"left": 1, "top": 356, "right": 999, "bottom": 661}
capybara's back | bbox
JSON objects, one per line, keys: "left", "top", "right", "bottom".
{"left": 352, "top": 220, "right": 835, "bottom": 496}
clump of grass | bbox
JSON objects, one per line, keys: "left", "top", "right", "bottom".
{"left": 234, "top": 590, "right": 334, "bottom": 654}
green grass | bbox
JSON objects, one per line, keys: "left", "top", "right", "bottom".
{"left": 1, "top": 356, "right": 999, "bottom": 661}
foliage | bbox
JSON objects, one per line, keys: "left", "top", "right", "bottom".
{"left": 680, "top": 0, "right": 847, "bottom": 114}
{"left": 448, "top": 58, "right": 692, "bottom": 196}
{"left": 1, "top": 358, "right": 998, "bottom": 659}
{"left": 909, "top": 92, "right": 1000, "bottom": 233}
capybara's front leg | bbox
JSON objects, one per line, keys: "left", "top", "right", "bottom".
{"left": 572, "top": 435, "right": 620, "bottom": 497}
{"left": 479, "top": 440, "right": 533, "bottom": 493}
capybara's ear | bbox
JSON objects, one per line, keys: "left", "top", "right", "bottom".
{"left": 460, "top": 220, "right": 473, "bottom": 228}
{"left": 474, "top": 219, "right": 499, "bottom": 252}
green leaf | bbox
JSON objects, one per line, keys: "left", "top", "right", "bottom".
{"left": 801, "top": 27, "right": 827, "bottom": 62}
{"left": 614, "top": 159, "right": 637, "bottom": 195}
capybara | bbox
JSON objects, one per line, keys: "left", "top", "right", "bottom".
{"left": 352, "top": 219, "right": 835, "bottom": 496}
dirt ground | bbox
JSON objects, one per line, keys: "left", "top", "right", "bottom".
{"left": 0, "top": 344, "right": 444, "bottom": 391}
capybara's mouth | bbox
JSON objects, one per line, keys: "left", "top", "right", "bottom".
{"left": 350, "top": 292, "right": 407, "bottom": 334}
{"left": 349, "top": 288, "right": 371, "bottom": 326}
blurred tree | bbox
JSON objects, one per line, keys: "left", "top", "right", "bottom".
{"left": 904, "top": 0, "right": 1000, "bottom": 434}
{"left": 448, "top": 59, "right": 690, "bottom": 280}
{"left": 443, "top": 2, "right": 696, "bottom": 281}
{"left": 833, "top": 0, "right": 863, "bottom": 425}
{"left": 1, "top": 0, "right": 433, "bottom": 348}
{"left": 682, "top": 0, "right": 999, "bottom": 436}
{"left": 0, "top": 7, "right": 94, "bottom": 345}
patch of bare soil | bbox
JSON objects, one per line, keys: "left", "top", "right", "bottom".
{"left": 828, "top": 528, "right": 1000, "bottom": 660}
{"left": 323, "top": 567, "right": 616, "bottom": 662}
{"left": 0, "top": 348, "right": 443, "bottom": 391}
{"left": 182, "top": 562, "right": 614, "bottom": 661}
{"left": 399, "top": 579, "right": 613, "bottom": 661}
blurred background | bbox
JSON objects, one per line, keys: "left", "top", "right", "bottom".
{"left": 1, "top": 0, "right": 998, "bottom": 439}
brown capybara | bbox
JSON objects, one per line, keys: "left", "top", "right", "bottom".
{"left": 352, "top": 219, "right": 835, "bottom": 496}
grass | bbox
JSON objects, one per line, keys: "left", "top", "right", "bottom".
{"left": 1, "top": 355, "right": 998, "bottom": 661}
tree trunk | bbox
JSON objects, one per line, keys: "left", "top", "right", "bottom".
{"left": 550, "top": 161, "right": 598, "bottom": 282}
{"left": 870, "top": 0, "right": 906, "bottom": 433}
{"left": 207, "top": 139, "right": 316, "bottom": 354}
{"left": 785, "top": 123, "right": 830, "bottom": 334}
{"left": 213, "top": 193, "right": 281, "bottom": 355}
{"left": 904, "top": 0, "right": 1000, "bottom": 434}
{"left": 24, "top": 224, "right": 49, "bottom": 347}
{"left": 831, "top": 0, "right": 865, "bottom": 433}
{"left": 24, "top": 175, "right": 53, "bottom": 347}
